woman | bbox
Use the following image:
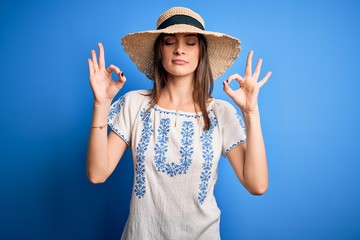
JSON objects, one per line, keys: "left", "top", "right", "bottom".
{"left": 87, "top": 6, "right": 271, "bottom": 240}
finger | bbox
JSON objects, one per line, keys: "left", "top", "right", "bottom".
{"left": 226, "top": 73, "right": 244, "bottom": 85}
{"left": 118, "top": 72, "right": 126, "bottom": 84}
{"left": 245, "top": 50, "right": 254, "bottom": 77}
{"left": 91, "top": 49, "right": 99, "bottom": 71}
{"left": 88, "top": 59, "right": 94, "bottom": 75}
{"left": 98, "top": 42, "right": 105, "bottom": 69}
{"left": 107, "top": 64, "right": 121, "bottom": 75}
{"left": 107, "top": 65, "right": 126, "bottom": 83}
{"left": 258, "top": 71, "right": 272, "bottom": 88}
{"left": 253, "top": 58, "right": 263, "bottom": 79}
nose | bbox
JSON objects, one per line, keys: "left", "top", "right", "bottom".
{"left": 174, "top": 43, "right": 185, "bottom": 55}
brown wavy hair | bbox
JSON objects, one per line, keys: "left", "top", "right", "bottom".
{"left": 148, "top": 33, "right": 214, "bottom": 131}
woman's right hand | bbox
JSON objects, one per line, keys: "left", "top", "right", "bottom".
{"left": 88, "top": 42, "right": 126, "bottom": 105}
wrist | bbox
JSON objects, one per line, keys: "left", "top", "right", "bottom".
{"left": 90, "top": 124, "right": 108, "bottom": 129}
{"left": 93, "top": 99, "right": 112, "bottom": 109}
{"left": 240, "top": 105, "right": 259, "bottom": 117}
{"left": 91, "top": 101, "right": 111, "bottom": 126}
{"left": 241, "top": 108, "right": 261, "bottom": 123}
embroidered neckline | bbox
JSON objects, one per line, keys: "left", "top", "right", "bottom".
{"left": 152, "top": 100, "right": 215, "bottom": 118}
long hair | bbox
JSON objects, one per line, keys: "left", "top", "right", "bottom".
{"left": 149, "top": 33, "right": 214, "bottom": 131}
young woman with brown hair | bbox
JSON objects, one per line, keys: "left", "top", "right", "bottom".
{"left": 87, "top": 6, "right": 271, "bottom": 239}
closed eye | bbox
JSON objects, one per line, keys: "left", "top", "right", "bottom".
{"left": 163, "top": 36, "right": 176, "bottom": 45}
{"left": 164, "top": 42, "right": 175, "bottom": 45}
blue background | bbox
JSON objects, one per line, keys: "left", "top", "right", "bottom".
{"left": 1, "top": 0, "right": 359, "bottom": 239}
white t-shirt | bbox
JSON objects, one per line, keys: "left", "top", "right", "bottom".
{"left": 108, "top": 90, "right": 246, "bottom": 240}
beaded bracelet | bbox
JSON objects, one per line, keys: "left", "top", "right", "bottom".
{"left": 91, "top": 124, "right": 107, "bottom": 129}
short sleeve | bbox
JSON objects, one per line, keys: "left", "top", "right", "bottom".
{"left": 215, "top": 100, "right": 247, "bottom": 156}
{"left": 108, "top": 94, "right": 132, "bottom": 145}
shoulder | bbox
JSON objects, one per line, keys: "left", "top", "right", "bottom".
{"left": 115, "top": 89, "right": 151, "bottom": 105}
{"left": 122, "top": 89, "right": 151, "bottom": 100}
{"left": 210, "top": 98, "right": 243, "bottom": 125}
{"left": 211, "top": 98, "right": 238, "bottom": 114}
{"left": 110, "top": 89, "right": 151, "bottom": 114}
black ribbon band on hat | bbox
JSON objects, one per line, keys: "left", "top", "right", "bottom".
{"left": 157, "top": 15, "right": 205, "bottom": 30}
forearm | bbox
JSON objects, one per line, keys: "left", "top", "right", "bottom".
{"left": 86, "top": 101, "right": 111, "bottom": 183}
{"left": 242, "top": 108, "right": 268, "bottom": 194}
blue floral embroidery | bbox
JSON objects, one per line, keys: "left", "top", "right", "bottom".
{"left": 236, "top": 112, "right": 246, "bottom": 135}
{"left": 179, "top": 121, "right": 194, "bottom": 174}
{"left": 198, "top": 117, "right": 218, "bottom": 204}
{"left": 224, "top": 113, "right": 247, "bottom": 155}
{"left": 154, "top": 120, "right": 194, "bottom": 177}
{"left": 153, "top": 106, "right": 214, "bottom": 118}
{"left": 134, "top": 109, "right": 153, "bottom": 199}
{"left": 224, "top": 139, "right": 246, "bottom": 155}
{"left": 108, "top": 96, "right": 129, "bottom": 144}
{"left": 154, "top": 118, "right": 171, "bottom": 172}
{"left": 109, "top": 96, "right": 124, "bottom": 120}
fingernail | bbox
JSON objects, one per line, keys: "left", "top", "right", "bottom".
{"left": 121, "top": 72, "right": 124, "bottom": 77}
{"left": 223, "top": 81, "right": 226, "bottom": 86}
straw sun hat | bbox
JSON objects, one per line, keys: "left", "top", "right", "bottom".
{"left": 121, "top": 6, "right": 241, "bottom": 80}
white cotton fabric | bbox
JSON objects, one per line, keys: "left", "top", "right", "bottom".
{"left": 108, "top": 90, "right": 246, "bottom": 240}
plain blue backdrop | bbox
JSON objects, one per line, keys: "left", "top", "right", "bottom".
{"left": 1, "top": 0, "right": 359, "bottom": 239}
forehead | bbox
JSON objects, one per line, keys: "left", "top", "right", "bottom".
{"left": 163, "top": 33, "right": 198, "bottom": 38}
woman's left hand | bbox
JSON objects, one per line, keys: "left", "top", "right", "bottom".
{"left": 223, "top": 50, "right": 271, "bottom": 114}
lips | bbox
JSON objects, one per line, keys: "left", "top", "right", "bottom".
{"left": 172, "top": 59, "right": 187, "bottom": 65}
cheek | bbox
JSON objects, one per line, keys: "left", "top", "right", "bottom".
{"left": 193, "top": 46, "right": 200, "bottom": 61}
{"left": 161, "top": 49, "right": 172, "bottom": 64}
{"left": 193, "top": 49, "right": 200, "bottom": 65}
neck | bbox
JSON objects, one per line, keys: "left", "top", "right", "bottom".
{"left": 156, "top": 74, "right": 197, "bottom": 112}
{"left": 162, "top": 74, "right": 194, "bottom": 105}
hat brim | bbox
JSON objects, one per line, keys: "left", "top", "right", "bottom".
{"left": 121, "top": 24, "right": 241, "bottom": 80}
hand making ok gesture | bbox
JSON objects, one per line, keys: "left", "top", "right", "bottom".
{"left": 223, "top": 50, "right": 271, "bottom": 114}
{"left": 88, "top": 43, "right": 126, "bottom": 105}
